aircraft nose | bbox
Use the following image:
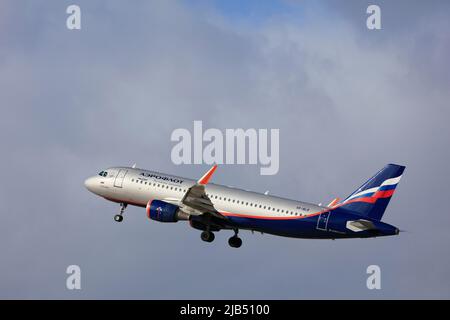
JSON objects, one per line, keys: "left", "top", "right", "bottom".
{"left": 84, "top": 177, "right": 97, "bottom": 192}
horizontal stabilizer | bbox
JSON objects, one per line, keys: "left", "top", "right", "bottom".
{"left": 346, "top": 219, "right": 376, "bottom": 232}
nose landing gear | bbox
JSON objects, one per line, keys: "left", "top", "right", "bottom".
{"left": 114, "top": 203, "right": 127, "bottom": 222}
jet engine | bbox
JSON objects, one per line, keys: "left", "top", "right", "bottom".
{"left": 146, "top": 200, "right": 189, "bottom": 222}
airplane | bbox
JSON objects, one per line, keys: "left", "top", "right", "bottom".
{"left": 84, "top": 163, "right": 405, "bottom": 248}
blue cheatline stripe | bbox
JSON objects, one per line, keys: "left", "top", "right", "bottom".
{"left": 379, "top": 184, "right": 397, "bottom": 191}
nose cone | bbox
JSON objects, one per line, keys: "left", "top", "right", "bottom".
{"left": 84, "top": 177, "right": 97, "bottom": 193}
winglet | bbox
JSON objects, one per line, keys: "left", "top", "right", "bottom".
{"left": 327, "top": 197, "right": 340, "bottom": 208}
{"left": 198, "top": 165, "right": 218, "bottom": 185}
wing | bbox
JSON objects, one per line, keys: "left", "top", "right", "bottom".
{"left": 178, "top": 165, "right": 228, "bottom": 220}
{"left": 327, "top": 197, "right": 340, "bottom": 208}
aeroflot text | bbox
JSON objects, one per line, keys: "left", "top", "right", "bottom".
{"left": 171, "top": 121, "right": 279, "bottom": 175}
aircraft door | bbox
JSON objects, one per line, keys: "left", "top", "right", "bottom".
{"left": 114, "top": 169, "right": 128, "bottom": 188}
{"left": 316, "top": 211, "right": 331, "bottom": 231}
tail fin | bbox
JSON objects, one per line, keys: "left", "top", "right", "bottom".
{"left": 339, "top": 164, "right": 405, "bottom": 221}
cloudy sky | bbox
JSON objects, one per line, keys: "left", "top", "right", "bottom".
{"left": 1, "top": 0, "right": 449, "bottom": 299}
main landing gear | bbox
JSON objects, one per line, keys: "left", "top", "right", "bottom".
{"left": 200, "top": 228, "right": 242, "bottom": 248}
{"left": 228, "top": 229, "right": 242, "bottom": 248}
{"left": 114, "top": 203, "right": 127, "bottom": 222}
{"left": 200, "top": 230, "right": 215, "bottom": 242}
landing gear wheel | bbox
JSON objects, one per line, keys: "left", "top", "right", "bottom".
{"left": 114, "top": 203, "right": 127, "bottom": 222}
{"left": 201, "top": 231, "right": 215, "bottom": 243}
{"left": 228, "top": 236, "right": 242, "bottom": 248}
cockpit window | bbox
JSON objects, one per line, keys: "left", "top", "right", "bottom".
{"left": 98, "top": 171, "right": 108, "bottom": 177}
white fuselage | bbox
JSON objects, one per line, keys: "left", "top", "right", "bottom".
{"left": 85, "top": 167, "right": 324, "bottom": 220}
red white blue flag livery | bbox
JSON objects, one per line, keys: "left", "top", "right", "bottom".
{"left": 338, "top": 164, "right": 405, "bottom": 221}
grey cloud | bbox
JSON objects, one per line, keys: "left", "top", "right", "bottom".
{"left": 0, "top": 0, "right": 449, "bottom": 298}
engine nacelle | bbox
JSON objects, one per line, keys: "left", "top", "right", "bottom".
{"left": 146, "top": 200, "right": 189, "bottom": 223}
